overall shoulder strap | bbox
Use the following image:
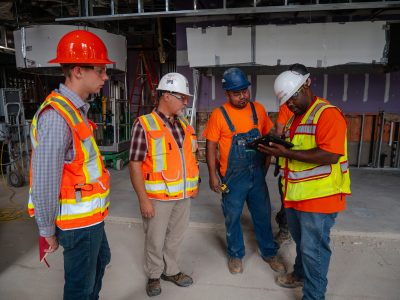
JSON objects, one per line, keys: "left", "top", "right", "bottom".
{"left": 219, "top": 106, "right": 235, "bottom": 133}
{"left": 249, "top": 102, "right": 258, "bottom": 126}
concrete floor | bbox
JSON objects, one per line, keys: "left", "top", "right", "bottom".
{"left": 1, "top": 164, "right": 400, "bottom": 300}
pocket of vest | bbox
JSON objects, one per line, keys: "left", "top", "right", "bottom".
{"left": 161, "top": 169, "right": 180, "bottom": 182}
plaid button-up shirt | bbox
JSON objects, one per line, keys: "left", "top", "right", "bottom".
{"left": 129, "top": 110, "right": 185, "bottom": 161}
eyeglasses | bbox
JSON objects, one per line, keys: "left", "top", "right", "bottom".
{"left": 290, "top": 85, "right": 306, "bottom": 100}
{"left": 80, "top": 65, "right": 107, "bottom": 76}
{"left": 169, "top": 93, "right": 188, "bottom": 102}
{"left": 230, "top": 89, "right": 249, "bottom": 97}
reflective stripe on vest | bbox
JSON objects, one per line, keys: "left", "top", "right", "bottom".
{"left": 305, "top": 102, "right": 327, "bottom": 124}
{"left": 341, "top": 160, "right": 349, "bottom": 173}
{"left": 284, "top": 115, "right": 295, "bottom": 139}
{"left": 28, "top": 92, "right": 110, "bottom": 230}
{"left": 141, "top": 114, "right": 167, "bottom": 172}
{"left": 287, "top": 165, "right": 332, "bottom": 181}
{"left": 295, "top": 124, "right": 316, "bottom": 135}
{"left": 52, "top": 96, "right": 103, "bottom": 182}
{"left": 145, "top": 179, "right": 184, "bottom": 197}
{"left": 32, "top": 96, "right": 103, "bottom": 183}
{"left": 178, "top": 116, "right": 198, "bottom": 153}
{"left": 144, "top": 176, "right": 198, "bottom": 196}
{"left": 57, "top": 191, "right": 109, "bottom": 218}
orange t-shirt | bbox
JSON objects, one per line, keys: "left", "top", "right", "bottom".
{"left": 284, "top": 104, "right": 348, "bottom": 213}
{"left": 203, "top": 101, "right": 273, "bottom": 176}
{"left": 276, "top": 104, "right": 293, "bottom": 127}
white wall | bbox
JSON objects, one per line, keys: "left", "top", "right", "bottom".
{"left": 255, "top": 75, "right": 279, "bottom": 112}
{"left": 186, "top": 21, "right": 387, "bottom": 68}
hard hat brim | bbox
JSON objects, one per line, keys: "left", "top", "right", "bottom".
{"left": 157, "top": 88, "right": 193, "bottom": 97}
{"left": 224, "top": 82, "right": 251, "bottom": 91}
{"left": 48, "top": 58, "right": 115, "bottom": 64}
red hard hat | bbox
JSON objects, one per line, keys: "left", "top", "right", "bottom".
{"left": 48, "top": 30, "right": 115, "bottom": 64}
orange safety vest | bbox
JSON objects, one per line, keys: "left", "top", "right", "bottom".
{"left": 139, "top": 112, "right": 199, "bottom": 200}
{"left": 28, "top": 92, "right": 110, "bottom": 230}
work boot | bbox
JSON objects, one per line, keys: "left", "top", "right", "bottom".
{"left": 228, "top": 257, "right": 243, "bottom": 274}
{"left": 161, "top": 272, "right": 193, "bottom": 287}
{"left": 275, "top": 229, "right": 291, "bottom": 246}
{"left": 276, "top": 272, "right": 304, "bottom": 288}
{"left": 146, "top": 278, "right": 161, "bottom": 297}
{"left": 262, "top": 256, "right": 286, "bottom": 273}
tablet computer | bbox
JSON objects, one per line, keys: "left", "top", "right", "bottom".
{"left": 246, "top": 134, "right": 294, "bottom": 150}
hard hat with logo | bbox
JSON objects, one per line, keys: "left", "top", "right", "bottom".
{"left": 48, "top": 30, "right": 114, "bottom": 65}
{"left": 156, "top": 72, "right": 192, "bottom": 96}
{"left": 222, "top": 67, "right": 251, "bottom": 91}
{"left": 274, "top": 70, "right": 310, "bottom": 106}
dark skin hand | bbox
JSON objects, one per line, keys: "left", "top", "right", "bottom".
{"left": 257, "top": 142, "right": 340, "bottom": 165}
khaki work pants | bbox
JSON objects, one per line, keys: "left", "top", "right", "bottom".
{"left": 142, "top": 198, "right": 190, "bottom": 279}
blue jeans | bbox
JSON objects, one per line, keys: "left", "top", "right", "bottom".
{"left": 57, "top": 222, "right": 111, "bottom": 300}
{"left": 221, "top": 166, "right": 278, "bottom": 259}
{"left": 275, "top": 175, "right": 288, "bottom": 232}
{"left": 286, "top": 208, "right": 337, "bottom": 300}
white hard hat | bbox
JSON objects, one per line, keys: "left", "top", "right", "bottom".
{"left": 274, "top": 71, "right": 310, "bottom": 106}
{"left": 156, "top": 72, "right": 192, "bottom": 96}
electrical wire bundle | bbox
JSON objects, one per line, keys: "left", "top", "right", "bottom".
{"left": 0, "top": 142, "right": 26, "bottom": 222}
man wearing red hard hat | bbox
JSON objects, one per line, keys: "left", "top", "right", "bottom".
{"left": 28, "top": 30, "right": 114, "bottom": 299}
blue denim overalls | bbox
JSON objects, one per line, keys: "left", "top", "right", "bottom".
{"left": 219, "top": 102, "right": 278, "bottom": 259}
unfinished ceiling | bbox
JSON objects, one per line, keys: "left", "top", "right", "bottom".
{"left": 1, "top": 1, "right": 400, "bottom": 32}
{"left": 1, "top": 0, "right": 399, "bottom": 68}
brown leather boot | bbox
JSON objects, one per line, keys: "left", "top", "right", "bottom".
{"left": 228, "top": 257, "right": 243, "bottom": 274}
{"left": 276, "top": 272, "right": 304, "bottom": 288}
{"left": 161, "top": 272, "right": 193, "bottom": 287}
{"left": 262, "top": 256, "right": 286, "bottom": 273}
{"left": 146, "top": 278, "right": 161, "bottom": 297}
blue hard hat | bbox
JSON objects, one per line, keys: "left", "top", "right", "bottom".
{"left": 222, "top": 67, "right": 251, "bottom": 91}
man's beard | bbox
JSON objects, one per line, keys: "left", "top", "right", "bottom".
{"left": 176, "top": 107, "right": 186, "bottom": 117}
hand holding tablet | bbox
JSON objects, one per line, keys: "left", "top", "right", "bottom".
{"left": 246, "top": 134, "right": 294, "bottom": 150}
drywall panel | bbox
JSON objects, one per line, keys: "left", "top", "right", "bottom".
{"left": 325, "top": 22, "right": 386, "bottom": 66}
{"left": 14, "top": 25, "right": 126, "bottom": 71}
{"left": 255, "top": 75, "right": 279, "bottom": 112}
{"left": 186, "top": 26, "right": 252, "bottom": 67}
{"left": 256, "top": 21, "right": 386, "bottom": 67}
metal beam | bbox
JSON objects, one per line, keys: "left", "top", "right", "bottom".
{"left": 56, "top": 2, "right": 400, "bottom": 22}
{"left": 0, "top": 45, "right": 15, "bottom": 54}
